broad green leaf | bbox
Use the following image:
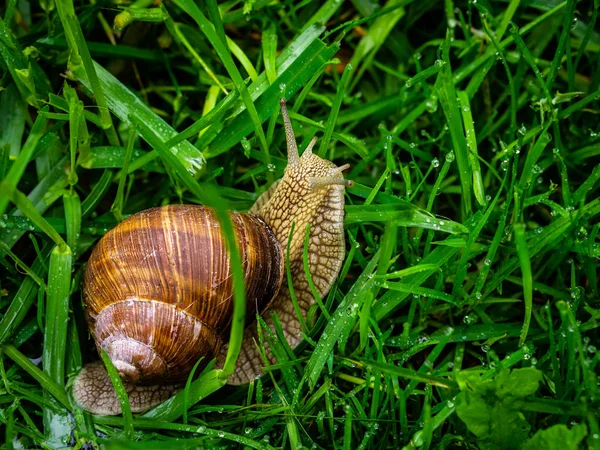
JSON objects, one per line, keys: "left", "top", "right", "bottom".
{"left": 522, "top": 424, "right": 588, "bottom": 450}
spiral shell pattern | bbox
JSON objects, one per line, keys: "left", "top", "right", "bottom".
{"left": 83, "top": 205, "right": 284, "bottom": 384}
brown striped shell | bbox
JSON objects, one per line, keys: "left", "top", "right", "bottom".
{"left": 83, "top": 205, "right": 284, "bottom": 385}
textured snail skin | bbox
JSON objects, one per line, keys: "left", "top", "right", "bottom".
{"left": 218, "top": 152, "right": 347, "bottom": 384}
{"left": 72, "top": 99, "right": 350, "bottom": 414}
{"left": 72, "top": 361, "right": 181, "bottom": 415}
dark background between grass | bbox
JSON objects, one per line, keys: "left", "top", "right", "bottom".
{"left": 1, "top": 0, "right": 599, "bottom": 449}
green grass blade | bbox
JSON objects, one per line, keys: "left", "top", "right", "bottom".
{"left": 0, "top": 109, "right": 48, "bottom": 216}
{"left": 262, "top": 23, "right": 278, "bottom": 85}
{"left": 101, "top": 349, "right": 134, "bottom": 439}
{"left": 42, "top": 244, "right": 72, "bottom": 446}
{"left": 436, "top": 33, "right": 472, "bottom": 217}
{"left": 71, "top": 61, "right": 206, "bottom": 175}
{"left": 514, "top": 224, "right": 533, "bottom": 346}
{"left": 3, "top": 345, "right": 71, "bottom": 409}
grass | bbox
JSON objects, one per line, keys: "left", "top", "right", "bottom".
{"left": 1, "top": 0, "right": 600, "bottom": 449}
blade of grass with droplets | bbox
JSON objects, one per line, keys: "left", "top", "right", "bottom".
{"left": 1, "top": 186, "right": 67, "bottom": 249}
{"left": 304, "top": 253, "right": 380, "bottom": 389}
{"left": 101, "top": 349, "right": 134, "bottom": 439}
{"left": 387, "top": 323, "right": 525, "bottom": 350}
{"left": 573, "top": 0, "right": 599, "bottom": 75}
{"left": 0, "top": 110, "right": 48, "bottom": 217}
{"left": 345, "top": 203, "right": 467, "bottom": 235}
{"left": 518, "top": 123, "right": 552, "bottom": 190}
{"left": 509, "top": 23, "right": 553, "bottom": 104}
{"left": 472, "top": 173, "right": 511, "bottom": 298}
{"left": 62, "top": 191, "right": 81, "bottom": 258}
{"left": 363, "top": 223, "right": 397, "bottom": 351}
{"left": 262, "top": 23, "right": 278, "bottom": 85}
{"left": 414, "top": 153, "right": 453, "bottom": 253}
{"left": 360, "top": 359, "right": 458, "bottom": 390}
{"left": 93, "top": 417, "right": 272, "bottom": 449}
{"left": 573, "top": 164, "right": 600, "bottom": 205}
{"left": 452, "top": 177, "right": 507, "bottom": 300}
{"left": 514, "top": 224, "right": 533, "bottom": 347}
{"left": 544, "top": 0, "right": 577, "bottom": 91}
{"left": 405, "top": 60, "right": 444, "bottom": 89}
{"left": 80, "top": 147, "right": 163, "bottom": 172}
{"left": 348, "top": 0, "right": 406, "bottom": 93}
{"left": 483, "top": 199, "right": 600, "bottom": 298}
{"left": 288, "top": 114, "right": 369, "bottom": 159}
{"left": 436, "top": 33, "right": 472, "bottom": 218}
{"left": 457, "top": 91, "right": 485, "bottom": 206}
{"left": 381, "top": 282, "right": 458, "bottom": 306}
{"left": 373, "top": 243, "right": 460, "bottom": 321}
{"left": 142, "top": 369, "right": 226, "bottom": 422}
{"left": 301, "top": 0, "right": 345, "bottom": 32}
{"left": 557, "top": 301, "right": 597, "bottom": 405}
{"left": 318, "top": 63, "right": 352, "bottom": 158}
{"left": 176, "top": 0, "right": 270, "bottom": 167}
{"left": 71, "top": 61, "right": 206, "bottom": 175}
{"left": 81, "top": 169, "right": 113, "bottom": 218}
{"left": 204, "top": 39, "right": 339, "bottom": 158}
{"left": 54, "top": 0, "right": 119, "bottom": 146}
{"left": 453, "top": 2, "right": 567, "bottom": 84}
{"left": 0, "top": 246, "right": 50, "bottom": 344}
{"left": 0, "top": 242, "right": 44, "bottom": 286}
{"left": 110, "top": 128, "right": 137, "bottom": 222}
{"left": 0, "top": 18, "right": 51, "bottom": 108}
{"left": 42, "top": 244, "right": 72, "bottom": 446}
{"left": 3, "top": 345, "right": 71, "bottom": 409}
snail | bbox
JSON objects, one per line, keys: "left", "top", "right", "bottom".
{"left": 72, "top": 99, "right": 352, "bottom": 415}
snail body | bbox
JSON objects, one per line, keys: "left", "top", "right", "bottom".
{"left": 73, "top": 99, "right": 351, "bottom": 415}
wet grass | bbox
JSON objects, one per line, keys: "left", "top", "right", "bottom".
{"left": 1, "top": 0, "right": 600, "bottom": 449}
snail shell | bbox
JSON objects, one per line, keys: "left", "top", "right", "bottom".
{"left": 83, "top": 205, "right": 284, "bottom": 385}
